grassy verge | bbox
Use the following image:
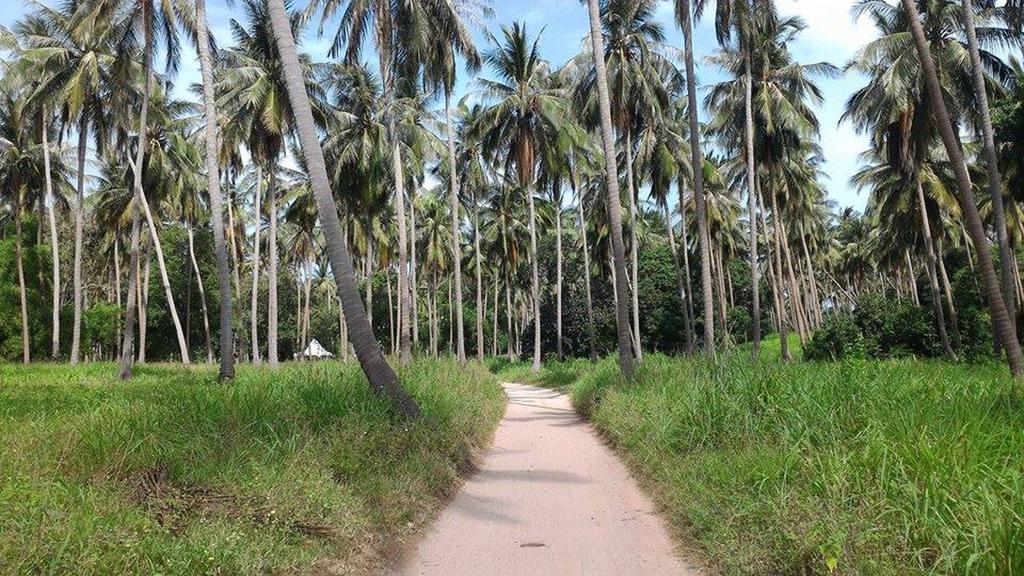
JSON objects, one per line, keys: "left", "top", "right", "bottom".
{"left": 570, "top": 349, "right": 1024, "bottom": 575}
{"left": 0, "top": 360, "right": 504, "bottom": 575}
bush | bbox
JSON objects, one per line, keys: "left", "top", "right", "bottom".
{"left": 804, "top": 312, "right": 864, "bottom": 361}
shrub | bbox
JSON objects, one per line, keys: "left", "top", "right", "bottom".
{"left": 804, "top": 312, "right": 864, "bottom": 361}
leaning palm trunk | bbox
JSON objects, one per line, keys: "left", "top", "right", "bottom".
{"left": 744, "top": 51, "right": 762, "bottom": 359}
{"left": 138, "top": 185, "right": 191, "bottom": 364}
{"left": 961, "top": 0, "right": 1016, "bottom": 330}
{"left": 268, "top": 0, "right": 421, "bottom": 417}
{"left": 42, "top": 110, "right": 60, "bottom": 360}
{"left": 70, "top": 116, "right": 88, "bottom": 365}
{"left": 187, "top": 225, "right": 214, "bottom": 363}
{"left": 586, "top": 0, "right": 635, "bottom": 377}
{"left": 445, "top": 96, "right": 466, "bottom": 363}
{"left": 15, "top": 198, "right": 30, "bottom": 363}
{"left": 916, "top": 178, "right": 957, "bottom": 359}
{"left": 196, "top": 0, "right": 234, "bottom": 378}
{"left": 901, "top": 0, "right": 1024, "bottom": 378}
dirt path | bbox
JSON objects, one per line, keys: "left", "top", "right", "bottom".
{"left": 390, "top": 382, "right": 702, "bottom": 575}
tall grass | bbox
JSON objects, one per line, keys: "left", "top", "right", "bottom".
{"left": 571, "top": 349, "right": 1024, "bottom": 575}
{"left": 0, "top": 360, "right": 504, "bottom": 574}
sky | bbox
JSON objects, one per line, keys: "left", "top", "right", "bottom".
{"left": 3, "top": 0, "right": 882, "bottom": 210}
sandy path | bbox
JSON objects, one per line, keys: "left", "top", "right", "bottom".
{"left": 390, "top": 382, "right": 701, "bottom": 576}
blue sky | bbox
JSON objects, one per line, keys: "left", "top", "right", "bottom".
{"left": 3, "top": 0, "right": 881, "bottom": 210}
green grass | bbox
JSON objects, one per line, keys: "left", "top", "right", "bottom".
{"left": 520, "top": 339, "right": 1024, "bottom": 575}
{"left": 0, "top": 360, "right": 504, "bottom": 575}
{"left": 486, "top": 356, "right": 595, "bottom": 392}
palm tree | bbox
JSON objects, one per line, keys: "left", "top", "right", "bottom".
{"left": 455, "top": 101, "right": 491, "bottom": 361}
{"left": 584, "top": 0, "right": 634, "bottom": 377}
{"left": 900, "top": 0, "right": 1024, "bottom": 377}
{"left": 18, "top": 2, "right": 127, "bottom": 365}
{"left": 268, "top": 0, "right": 420, "bottom": 417}
{"left": 674, "top": 0, "right": 716, "bottom": 356}
{"left": 473, "top": 24, "right": 571, "bottom": 372}
{"left": 960, "top": 0, "right": 1017, "bottom": 329}
{"left": 195, "top": 0, "right": 234, "bottom": 379}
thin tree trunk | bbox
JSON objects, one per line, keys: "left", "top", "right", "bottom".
{"left": 303, "top": 275, "right": 312, "bottom": 359}
{"left": 677, "top": 178, "right": 697, "bottom": 352}
{"left": 267, "top": 165, "right": 279, "bottom": 367}
{"left": 71, "top": 116, "right": 88, "bottom": 365}
{"left": 492, "top": 272, "right": 499, "bottom": 356}
{"left": 139, "top": 242, "right": 150, "bottom": 363}
{"left": 936, "top": 236, "right": 962, "bottom": 351}
{"left": 137, "top": 180, "right": 191, "bottom": 364}
{"left": 445, "top": 95, "right": 466, "bottom": 363}
{"left": 15, "top": 198, "right": 30, "bottom": 363}
{"left": 197, "top": 0, "right": 234, "bottom": 377}
{"left": 42, "top": 109, "right": 61, "bottom": 360}
{"left": 744, "top": 50, "right": 762, "bottom": 359}
{"left": 624, "top": 126, "right": 642, "bottom": 362}
{"left": 526, "top": 183, "right": 542, "bottom": 373}
{"left": 475, "top": 204, "right": 485, "bottom": 362}
{"left": 365, "top": 220, "right": 374, "bottom": 329}
{"left": 270, "top": 0, "right": 421, "bottom": 417}
{"left": 664, "top": 202, "right": 695, "bottom": 351}
{"left": 188, "top": 225, "right": 214, "bottom": 363}
{"left": 387, "top": 266, "right": 396, "bottom": 355}
{"left": 556, "top": 200, "right": 564, "bottom": 361}
{"left": 902, "top": 0, "right": 1023, "bottom": 378}
{"left": 586, "top": 0, "right": 635, "bottom": 377}
{"left": 576, "top": 181, "right": 598, "bottom": 360}
{"left": 430, "top": 269, "right": 438, "bottom": 357}
{"left": 905, "top": 250, "right": 921, "bottom": 306}
{"left": 506, "top": 275, "right": 515, "bottom": 361}
{"left": 961, "top": 0, "right": 1016, "bottom": 325}
{"left": 410, "top": 190, "right": 419, "bottom": 351}
{"left": 798, "top": 221, "right": 822, "bottom": 328}
{"left": 251, "top": 167, "right": 262, "bottom": 365}
{"left": 759, "top": 188, "right": 790, "bottom": 362}
{"left": 916, "top": 178, "right": 956, "bottom": 359}
{"left": 228, "top": 195, "right": 242, "bottom": 303}
{"left": 114, "top": 238, "right": 122, "bottom": 359}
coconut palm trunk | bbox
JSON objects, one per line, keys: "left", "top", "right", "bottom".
{"left": 961, "top": 0, "right": 1016, "bottom": 325}
{"left": 556, "top": 197, "right": 564, "bottom": 361}
{"left": 576, "top": 181, "right": 598, "bottom": 360}
{"left": 743, "top": 50, "right": 762, "bottom": 359}
{"left": 41, "top": 109, "right": 60, "bottom": 360}
{"left": 268, "top": 0, "right": 421, "bottom": 417}
{"left": 585, "top": 0, "right": 635, "bottom": 377}
{"left": 138, "top": 184, "right": 191, "bottom": 364}
{"left": 267, "top": 166, "right": 279, "bottom": 367}
{"left": 677, "top": 177, "right": 697, "bottom": 351}
{"left": 676, "top": 0, "right": 716, "bottom": 358}
{"left": 664, "top": 201, "right": 695, "bottom": 351}
{"left": 474, "top": 205, "right": 484, "bottom": 361}
{"left": 14, "top": 196, "right": 29, "bottom": 363}
{"left": 901, "top": 0, "right": 1023, "bottom": 378}
{"left": 251, "top": 167, "right": 262, "bottom": 365}
{"left": 624, "top": 126, "right": 642, "bottom": 361}
{"left": 526, "top": 182, "right": 542, "bottom": 373}
{"left": 70, "top": 116, "right": 88, "bottom": 365}
{"left": 187, "top": 225, "right": 214, "bottom": 363}
{"left": 915, "top": 178, "right": 956, "bottom": 359}
{"left": 444, "top": 96, "right": 467, "bottom": 363}
{"left": 196, "top": 0, "right": 234, "bottom": 377}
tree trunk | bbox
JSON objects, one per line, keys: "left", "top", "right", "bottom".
{"left": 139, "top": 242, "right": 150, "bottom": 363}
{"left": 902, "top": 0, "right": 1023, "bottom": 379}
{"left": 410, "top": 190, "right": 419, "bottom": 350}
{"left": 961, "top": 0, "right": 1016, "bottom": 326}
{"left": 251, "top": 167, "right": 262, "bottom": 365}
{"left": 664, "top": 202, "right": 695, "bottom": 352}
{"left": 475, "top": 203, "right": 485, "bottom": 362}
{"left": 936, "top": 236, "right": 962, "bottom": 351}
{"left": 138, "top": 181, "right": 191, "bottom": 364}
{"left": 624, "top": 126, "right": 642, "bottom": 361}
{"left": 430, "top": 269, "right": 438, "bottom": 357}
{"left": 269, "top": 0, "right": 421, "bottom": 417}
{"left": 798, "top": 221, "right": 822, "bottom": 328}
{"left": 445, "top": 95, "right": 466, "bottom": 363}
{"left": 197, "top": 0, "right": 234, "bottom": 377}
{"left": 365, "top": 219, "right": 374, "bottom": 329}
{"left": 386, "top": 266, "right": 396, "bottom": 354}
{"left": 42, "top": 109, "right": 61, "bottom": 360}
{"left": 677, "top": 178, "right": 697, "bottom": 352}
{"left": 586, "top": 0, "right": 635, "bottom": 377}
{"left": 187, "top": 226, "right": 214, "bottom": 363}
{"left": 556, "top": 199, "right": 564, "bottom": 361}
{"left": 506, "top": 275, "right": 515, "bottom": 361}
{"left": 267, "top": 165, "right": 279, "bottom": 368}
{"left": 114, "top": 238, "right": 122, "bottom": 359}
{"left": 905, "top": 250, "right": 921, "bottom": 306}
{"left": 492, "top": 272, "right": 499, "bottom": 356}
{"left": 71, "top": 115, "right": 88, "bottom": 365}
{"left": 916, "top": 178, "right": 957, "bottom": 359}
{"left": 15, "top": 198, "right": 30, "bottom": 363}
{"left": 759, "top": 188, "right": 790, "bottom": 361}
{"left": 744, "top": 50, "right": 762, "bottom": 359}
{"left": 527, "top": 183, "right": 542, "bottom": 373}
{"left": 576, "top": 180, "right": 598, "bottom": 360}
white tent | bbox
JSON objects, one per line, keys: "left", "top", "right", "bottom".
{"left": 295, "top": 338, "right": 335, "bottom": 360}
